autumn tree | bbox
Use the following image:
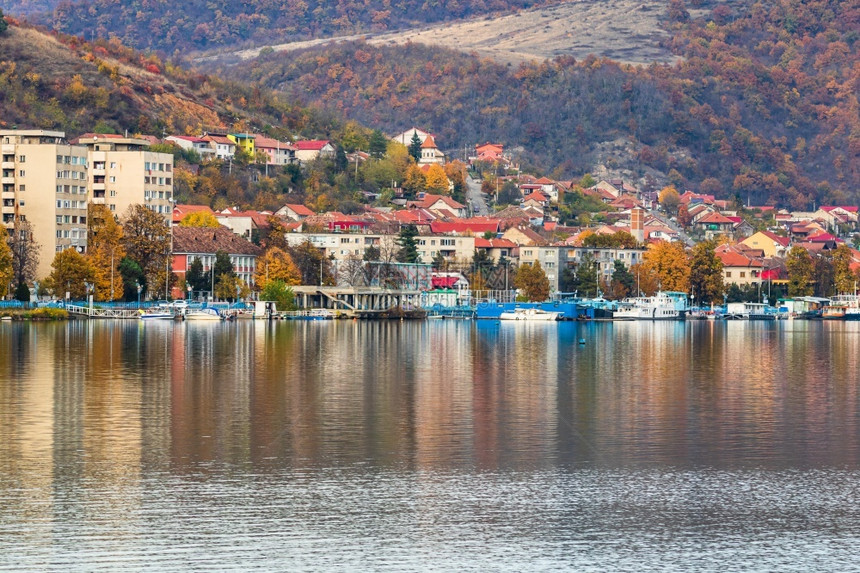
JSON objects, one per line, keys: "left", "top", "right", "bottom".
{"left": 688, "top": 240, "right": 724, "bottom": 304}
{"left": 786, "top": 246, "right": 814, "bottom": 296}
{"left": 424, "top": 164, "right": 449, "bottom": 194}
{"left": 514, "top": 261, "right": 550, "bottom": 301}
{"left": 87, "top": 203, "right": 125, "bottom": 301}
{"left": 254, "top": 247, "right": 301, "bottom": 289}
{"left": 48, "top": 248, "right": 96, "bottom": 300}
{"left": 402, "top": 164, "right": 426, "bottom": 199}
{"left": 0, "top": 9, "right": 8, "bottom": 35}
{"left": 215, "top": 274, "right": 250, "bottom": 302}
{"left": 629, "top": 262, "right": 660, "bottom": 296}
{"left": 658, "top": 186, "right": 681, "bottom": 216}
{"left": 643, "top": 241, "right": 690, "bottom": 292}
{"left": 0, "top": 238, "right": 12, "bottom": 297}
{"left": 9, "top": 220, "right": 40, "bottom": 287}
{"left": 831, "top": 244, "right": 857, "bottom": 295}
{"left": 582, "top": 231, "right": 639, "bottom": 248}
{"left": 287, "top": 240, "right": 334, "bottom": 285}
{"left": 122, "top": 205, "right": 170, "bottom": 298}
{"left": 180, "top": 211, "right": 221, "bottom": 228}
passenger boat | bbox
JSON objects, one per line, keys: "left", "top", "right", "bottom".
{"left": 183, "top": 308, "right": 223, "bottom": 321}
{"left": 613, "top": 292, "right": 682, "bottom": 320}
{"left": 825, "top": 295, "right": 860, "bottom": 320}
{"left": 499, "top": 308, "right": 561, "bottom": 321}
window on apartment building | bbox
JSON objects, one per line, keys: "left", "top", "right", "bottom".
{"left": 56, "top": 230, "right": 63, "bottom": 238}
{"left": 18, "top": 156, "right": 25, "bottom": 163}
{"left": 56, "top": 201, "right": 62, "bottom": 209}
{"left": 341, "top": 238, "right": 350, "bottom": 243}
{"left": 18, "top": 215, "right": 25, "bottom": 222}
{"left": 740, "top": 272, "right": 746, "bottom": 278}
{"left": 166, "top": 178, "right": 172, "bottom": 185}
{"left": 18, "top": 185, "right": 24, "bottom": 192}
{"left": 72, "top": 216, "right": 78, "bottom": 224}
{"left": 145, "top": 162, "right": 151, "bottom": 171}
{"left": 18, "top": 201, "right": 24, "bottom": 207}
{"left": 109, "top": 205, "right": 115, "bottom": 212}
{"left": 56, "top": 245, "right": 64, "bottom": 253}
{"left": 166, "top": 165, "right": 172, "bottom": 172}
{"left": 110, "top": 190, "right": 116, "bottom": 197}
{"left": 64, "top": 216, "right": 70, "bottom": 224}
{"left": 110, "top": 162, "right": 116, "bottom": 169}
{"left": 56, "top": 155, "right": 63, "bottom": 164}
{"left": 56, "top": 185, "right": 62, "bottom": 193}
{"left": 64, "top": 185, "right": 70, "bottom": 193}
{"left": 18, "top": 170, "right": 24, "bottom": 177}
{"left": 80, "top": 217, "right": 86, "bottom": 224}
{"left": 56, "top": 216, "right": 62, "bottom": 224}
{"left": 144, "top": 177, "right": 150, "bottom": 184}
{"left": 63, "top": 201, "right": 70, "bottom": 208}
{"left": 109, "top": 176, "right": 115, "bottom": 183}
{"left": 545, "top": 262, "right": 555, "bottom": 268}
{"left": 726, "top": 271, "right": 732, "bottom": 278}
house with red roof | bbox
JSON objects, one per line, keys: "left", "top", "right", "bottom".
{"left": 473, "top": 142, "right": 505, "bottom": 164}
{"left": 172, "top": 226, "right": 263, "bottom": 296}
{"left": 694, "top": 211, "right": 736, "bottom": 239}
{"left": 739, "top": 230, "right": 790, "bottom": 258}
{"left": 165, "top": 135, "right": 216, "bottom": 158}
{"left": 474, "top": 237, "right": 518, "bottom": 263}
{"left": 255, "top": 135, "right": 296, "bottom": 165}
{"left": 522, "top": 191, "right": 550, "bottom": 209}
{"left": 410, "top": 194, "right": 467, "bottom": 218}
{"left": 201, "top": 133, "right": 236, "bottom": 159}
{"left": 216, "top": 208, "right": 274, "bottom": 241}
{"left": 294, "top": 140, "right": 335, "bottom": 163}
{"left": 716, "top": 244, "right": 765, "bottom": 286}
{"left": 277, "top": 203, "right": 315, "bottom": 221}
{"left": 390, "top": 128, "right": 435, "bottom": 146}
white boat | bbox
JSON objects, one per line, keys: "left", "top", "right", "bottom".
{"left": 183, "top": 308, "right": 223, "bottom": 321}
{"left": 499, "top": 308, "right": 561, "bottom": 321}
{"left": 725, "top": 302, "right": 775, "bottom": 320}
{"left": 138, "top": 307, "right": 176, "bottom": 320}
{"left": 613, "top": 292, "right": 682, "bottom": 320}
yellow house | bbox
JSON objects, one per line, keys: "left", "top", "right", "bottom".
{"left": 739, "top": 230, "right": 790, "bottom": 258}
{"left": 227, "top": 133, "right": 255, "bottom": 157}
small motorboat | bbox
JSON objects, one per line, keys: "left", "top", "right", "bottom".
{"left": 139, "top": 307, "right": 175, "bottom": 320}
{"left": 183, "top": 308, "right": 223, "bottom": 321}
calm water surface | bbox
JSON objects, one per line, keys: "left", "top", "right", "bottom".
{"left": 1, "top": 320, "right": 860, "bottom": 571}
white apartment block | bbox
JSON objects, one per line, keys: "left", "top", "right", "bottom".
{"left": 283, "top": 231, "right": 476, "bottom": 267}
{"left": 1, "top": 130, "right": 90, "bottom": 279}
{"left": 76, "top": 135, "right": 174, "bottom": 223}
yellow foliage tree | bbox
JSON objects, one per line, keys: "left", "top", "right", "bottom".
{"left": 254, "top": 247, "right": 302, "bottom": 290}
{"left": 87, "top": 203, "right": 125, "bottom": 301}
{"left": 424, "top": 164, "right": 450, "bottom": 194}
{"left": 642, "top": 241, "right": 690, "bottom": 292}
{"left": 658, "top": 186, "right": 681, "bottom": 216}
{"left": 0, "top": 238, "right": 12, "bottom": 297}
{"left": 179, "top": 211, "right": 221, "bottom": 228}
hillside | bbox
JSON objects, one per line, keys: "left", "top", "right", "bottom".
{"left": 38, "top": 0, "right": 549, "bottom": 55}
{"left": 198, "top": 0, "right": 678, "bottom": 68}
{"left": 225, "top": 0, "right": 860, "bottom": 207}
{"left": 0, "top": 23, "right": 325, "bottom": 138}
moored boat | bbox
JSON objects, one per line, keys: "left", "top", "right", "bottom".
{"left": 183, "top": 308, "right": 223, "bottom": 321}
{"left": 499, "top": 308, "right": 561, "bottom": 321}
{"left": 138, "top": 307, "right": 176, "bottom": 320}
{"left": 613, "top": 292, "right": 682, "bottom": 320}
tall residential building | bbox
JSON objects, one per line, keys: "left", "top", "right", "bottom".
{"left": 1, "top": 130, "right": 90, "bottom": 279}
{"left": 75, "top": 134, "right": 174, "bottom": 222}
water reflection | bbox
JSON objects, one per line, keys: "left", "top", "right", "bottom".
{"left": 2, "top": 320, "right": 860, "bottom": 570}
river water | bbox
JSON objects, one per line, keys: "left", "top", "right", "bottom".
{"left": 1, "top": 320, "right": 859, "bottom": 571}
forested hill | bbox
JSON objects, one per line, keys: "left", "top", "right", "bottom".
{"left": 229, "top": 0, "right": 860, "bottom": 208}
{"left": 39, "top": 0, "right": 546, "bottom": 54}
{"left": 0, "top": 23, "right": 331, "bottom": 139}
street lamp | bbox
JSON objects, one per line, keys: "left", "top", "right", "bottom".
{"left": 85, "top": 281, "right": 94, "bottom": 310}
{"left": 187, "top": 284, "right": 192, "bottom": 301}
{"left": 136, "top": 281, "right": 142, "bottom": 309}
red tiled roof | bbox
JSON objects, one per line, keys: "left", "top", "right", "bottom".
{"left": 523, "top": 191, "right": 549, "bottom": 202}
{"left": 255, "top": 136, "right": 294, "bottom": 150}
{"left": 430, "top": 220, "right": 499, "bottom": 234}
{"left": 416, "top": 194, "right": 465, "bottom": 211}
{"left": 475, "top": 238, "right": 517, "bottom": 248}
{"left": 294, "top": 140, "right": 330, "bottom": 151}
{"left": 285, "top": 204, "right": 314, "bottom": 217}
{"left": 172, "top": 226, "right": 263, "bottom": 256}
{"left": 420, "top": 135, "right": 438, "bottom": 149}
{"left": 697, "top": 212, "right": 735, "bottom": 224}
{"left": 821, "top": 205, "right": 859, "bottom": 213}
